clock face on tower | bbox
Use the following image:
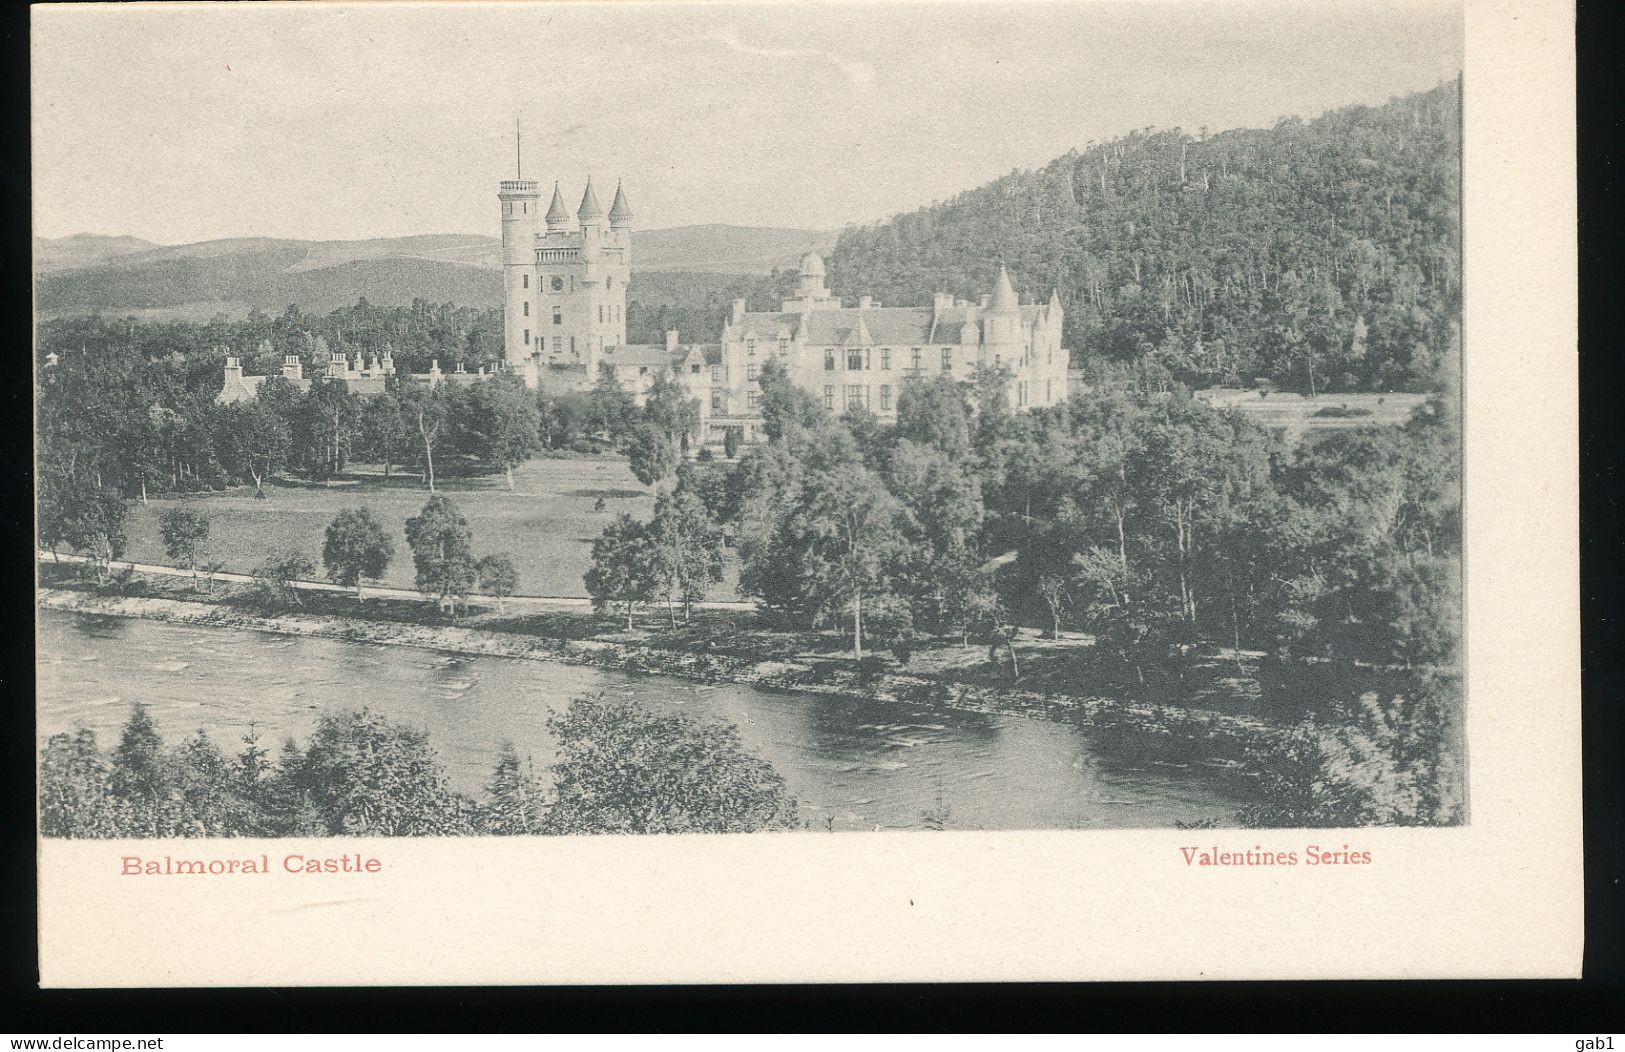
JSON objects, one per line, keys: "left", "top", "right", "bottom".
{"left": 551, "top": 277, "right": 565, "bottom": 292}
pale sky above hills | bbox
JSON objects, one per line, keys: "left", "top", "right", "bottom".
{"left": 33, "top": 0, "right": 1462, "bottom": 244}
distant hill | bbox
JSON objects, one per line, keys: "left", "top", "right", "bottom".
{"left": 828, "top": 79, "right": 1462, "bottom": 393}
{"left": 33, "top": 234, "right": 162, "bottom": 272}
{"left": 34, "top": 225, "right": 833, "bottom": 320}
{"left": 634, "top": 225, "right": 836, "bottom": 273}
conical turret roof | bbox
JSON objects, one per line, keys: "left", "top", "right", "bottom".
{"left": 577, "top": 177, "right": 604, "bottom": 220}
{"left": 545, "top": 182, "right": 570, "bottom": 223}
{"left": 608, "top": 181, "right": 633, "bottom": 224}
{"left": 991, "top": 264, "right": 1019, "bottom": 311}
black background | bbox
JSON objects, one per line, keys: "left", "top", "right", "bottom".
{"left": 2, "top": 0, "right": 1619, "bottom": 1032}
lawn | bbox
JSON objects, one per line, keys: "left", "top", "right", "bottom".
{"left": 116, "top": 455, "right": 744, "bottom": 600}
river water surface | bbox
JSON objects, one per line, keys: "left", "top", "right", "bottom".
{"left": 38, "top": 610, "right": 1253, "bottom": 831}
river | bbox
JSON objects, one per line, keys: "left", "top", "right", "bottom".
{"left": 37, "top": 610, "right": 1254, "bottom": 831}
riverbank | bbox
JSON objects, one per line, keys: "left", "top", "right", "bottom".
{"left": 37, "top": 585, "right": 1291, "bottom": 765}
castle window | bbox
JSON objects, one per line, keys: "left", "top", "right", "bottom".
{"left": 846, "top": 384, "right": 863, "bottom": 409}
{"left": 570, "top": 337, "right": 576, "bottom": 354}
{"left": 1046, "top": 379, "right": 1053, "bottom": 401}
{"left": 880, "top": 385, "right": 892, "bottom": 411}
{"left": 552, "top": 277, "right": 564, "bottom": 293}
{"left": 881, "top": 348, "right": 891, "bottom": 370}
{"left": 864, "top": 348, "right": 872, "bottom": 370}
{"left": 523, "top": 329, "right": 530, "bottom": 346}
{"left": 711, "top": 366, "right": 721, "bottom": 383}
{"left": 747, "top": 391, "right": 761, "bottom": 409}
{"left": 711, "top": 389, "right": 723, "bottom": 410}
{"left": 911, "top": 348, "right": 922, "bottom": 370}
{"left": 824, "top": 350, "right": 836, "bottom": 371}
{"left": 746, "top": 338, "right": 756, "bottom": 356}
{"left": 691, "top": 364, "right": 701, "bottom": 374}
{"left": 599, "top": 306, "right": 604, "bottom": 323}
{"left": 941, "top": 348, "right": 952, "bottom": 370}
{"left": 523, "top": 301, "right": 530, "bottom": 317}
{"left": 746, "top": 363, "right": 758, "bottom": 381}
{"left": 846, "top": 350, "right": 862, "bottom": 371}
{"left": 553, "top": 308, "right": 562, "bottom": 326}
{"left": 539, "top": 337, "right": 546, "bottom": 353}
{"left": 523, "top": 274, "right": 529, "bottom": 289}
{"left": 823, "top": 385, "right": 835, "bottom": 410}
{"left": 778, "top": 336, "right": 789, "bottom": 354}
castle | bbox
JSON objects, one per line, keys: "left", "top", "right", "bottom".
{"left": 215, "top": 336, "right": 499, "bottom": 405}
{"left": 217, "top": 162, "right": 1072, "bottom": 446}
{"left": 499, "top": 172, "right": 1069, "bottom": 446}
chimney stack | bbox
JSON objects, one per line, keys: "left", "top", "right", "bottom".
{"left": 666, "top": 330, "right": 679, "bottom": 352}
{"left": 731, "top": 299, "right": 746, "bottom": 325}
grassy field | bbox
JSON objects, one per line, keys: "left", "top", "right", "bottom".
{"left": 116, "top": 455, "right": 746, "bottom": 599}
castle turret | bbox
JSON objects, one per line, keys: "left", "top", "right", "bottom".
{"left": 578, "top": 177, "right": 604, "bottom": 263}
{"left": 983, "top": 264, "right": 1022, "bottom": 348}
{"left": 782, "top": 251, "right": 839, "bottom": 312}
{"left": 281, "top": 354, "right": 303, "bottom": 381}
{"left": 545, "top": 182, "right": 571, "bottom": 233}
{"left": 609, "top": 180, "right": 633, "bottom": 231}
{"left": 499, "top": 175, "right": 541, "bottom": 370}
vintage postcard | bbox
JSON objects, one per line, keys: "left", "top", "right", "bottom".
{"left": 32, "top": 0, "right": 1579, "bottom": 984}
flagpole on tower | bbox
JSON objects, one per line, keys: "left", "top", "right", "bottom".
{"left": 516, "top": 118, "right": 522, "bottom": 180}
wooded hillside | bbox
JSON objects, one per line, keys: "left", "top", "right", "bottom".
{"left": 826, "top": 80, "right": 1461, "bottom": 394}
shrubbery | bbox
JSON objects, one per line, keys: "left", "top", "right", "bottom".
{"left": 40, "top": 695, "right": 800, "bottom": 838}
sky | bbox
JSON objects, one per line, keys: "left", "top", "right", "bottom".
{"left": 32, "top": 0, "right": 1463, "bottom": 244}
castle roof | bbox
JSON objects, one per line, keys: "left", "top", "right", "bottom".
{"left": 600, "top": 344, "right": 673, "bottom": 369}
{"left": 608, "top": 181, "right": 633, "bottom": 223}
{"left": 991, "top": 264, "right": 1019, "bottom": 311}
{"left": 577, "top": 178, "right": 604, "bottom": 220}
{"left": 546, "top": 182, "right": 571, "bottom": 223}
{"left": 734, "top": 305, "right": 1045, "bottom": 347}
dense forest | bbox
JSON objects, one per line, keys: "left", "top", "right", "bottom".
{"left": 826, "top": 80, "right": 1461, "bottom": 394}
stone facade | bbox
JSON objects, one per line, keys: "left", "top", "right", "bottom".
{"left": 707, "top": 255, "right": 1069, "bottom": 444}
{"left": 499, "top": 175, "right": 632, "bottom": 385}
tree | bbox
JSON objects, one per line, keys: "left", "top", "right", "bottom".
{"left": 586, "top": 368, "right": 638, "bottom": 445}
{"left": 649, "top": 487, "right": 725, "bottom": 625}
{"left": 404, "top": 495, "right": 477, "bottom": 617}
{"left": 39, "top": 728, "right": 121, "bottom": 838}
{"left": 158, "top": 507, "right": 210, "bottom": 590}
{"left": 358, "top": 389, "right": 410, "bottom": 479}
{"left": 281, "top": 708, "right": 469, "bottom": 836}
{"left": 475, "top": 553, "right": 520, "bottom": 611}
{"left": 756, "top": 356, "right": 824, "bottom": 441}
{"left": 109, "top": 703, "right": 173, "bottom": 837}
{"left": 322, "top": 506, "right": 395, "bottom": 600}
{"left": 295, "top": 378, "right": 359, "bottom": 480}
{"left": 251, "top": 548, "right": 315, "bottom": 609}
{"left": 584, "top": 513, "right": 660, "bottom": 630}
{"left": 1036, "top": 572, "right": 1070, "bottom": 639}
{"left": 481, "top": 742, "right": 545, "bottom": 835}
{"left": 626, "top": 423, "right": 680, "bottom": 490}
{"left": 398, "top": 383, "right": 451, "bottom": 491}
{"left": 895, "top": 374, "right": 973, "bottom": 458}
{"left": 217, "top": 399, "right": 291, "bottom": 497}
{"left": 42, "top": 476, "right": 128, "bottom": 584}
{"left": 789, "top": 464, "right": 911, "bottom": 658}
{"left": 540, "top": 694, "right": 800, "bottom": 834}
{"left": 465, "top": 376, "right": 541, "bottom": 490}
{"left": 641, "top": 371, "right": 702, "bottom": 455}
